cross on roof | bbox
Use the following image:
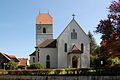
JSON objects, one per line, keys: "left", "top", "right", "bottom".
{"left": 72, "top": 14, "right": 75, "bottom": 19}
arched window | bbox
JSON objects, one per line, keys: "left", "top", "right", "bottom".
{"left": 81, "top": 43, "right": 84, "bottom": 53}
{"left": 33, "top": 57, "right": 35, "bottom": 63}
{"left": 73, "top": 29, "right": 75, "bottom": 32}
{"left": 38, "top": 52, "right": 39, "bottom": 61}
{"left": 46, "top": 55, "right": 50, "bottom": 68}
{"left": 64, "top": 43, "right": 67, "bottom": 52}
{"left": 71, "top": 29, "right": 77, "bottom": 39}
{"left": 38, "top": 49, "right": 39, "bottom": 62}
{"left": 43, "top": 27, "right": 46, "bottom": 33}
{"left": 46, "top": 55, "right": 50, "bottom": 60}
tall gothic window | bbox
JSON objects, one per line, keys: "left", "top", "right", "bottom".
{"left": 81, "top": 43, "right": 84, "bottom": 53}
{"left": 33, "top": 57, "right": 35, "bottom": 63}
{"left": 46, "top": 55, "right": 50, "bottom": 68}
{"left": 38, "top": 49, "right": 39, "bottom": 62}
{"left": 43, "top": 27, "right": 46, "bottom": 33}
{"left": 71, "top": 29, "right": 77, "bottom": 39}
{"left": 64, "top": 43, "right": 67, "bottom": 52}
{"left": 38, "top": 52, "right": 39, "bottom": 62}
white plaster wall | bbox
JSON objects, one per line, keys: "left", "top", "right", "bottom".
{"left": 81, "top": 44, "right": 90, "bottom": 68}
{"left": 36, "top": 34, "right": 53, "bottom": 45}
{"left": 30, "top": 56, "right": 35, "bottom": 65}
{"left": 36, "top": 24, "right": 53, "bottom": 45}
{"left": 57, "top": 19, "right": 90, "bottom": 68}
{"left": 39, "top": 48, "right": 58, "bottom": 68}
{"left": 36, "top": 24, "right": 53, "bottom": 34}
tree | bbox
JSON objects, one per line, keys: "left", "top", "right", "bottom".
{"left": 88, "top": 31, "right": 100, "bottom": 68}
{"left": 28, "top": 63, "right": 43, "bottom": 69}
{"left": 88, "top": 31, "right": 97, "bottom": 52}
{"left": 95, "top": 0, "right": 120, "bottom": 67}
{"left": 6, "top": 60, "right": 17, "bottom": 70}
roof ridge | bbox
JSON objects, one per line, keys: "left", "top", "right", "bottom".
{"left": 2, "top": 53, "right": 11, "bottom": 60}
{"left": 72, "top": 44, "right": 80, "bottom": 50}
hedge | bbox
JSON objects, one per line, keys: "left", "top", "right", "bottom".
{"left": 4, "top": 68, "right": 120, "bottom": 76}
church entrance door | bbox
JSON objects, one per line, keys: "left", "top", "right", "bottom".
{"left": 72, "top": 56, "right": 78, "bottom": 68}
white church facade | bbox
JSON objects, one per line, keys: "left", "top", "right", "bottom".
{"left": 29, "top": 13, "right": 90, "bottom": 68}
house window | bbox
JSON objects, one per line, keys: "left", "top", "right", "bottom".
{"left": 64, "top": 43, "right": 67, "bottom": 52}
{"left": 46, "top": 55, "right": 50, "bottom": 68}
{"left": 43, "top": 27, "right": 46, "bottom": 33}
{"left": 81, "top": 43, "right": 84, "bottom": 53}
{"left": 71, "top": 29, "right": 77, "bottom": 39}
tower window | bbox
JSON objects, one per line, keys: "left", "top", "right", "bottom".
{"left": 71, "top": 29, "right": 77, "bottom": 39}
{"left": 64, "top": 43, "right": 67, "bottom": 52}
{"left": 43, "top": 27, "right": 46, "bottom": 33}
{"left": 81, "top": 43, "right": 84, "bottom": 53}
{"left": 46, "top": 55, "right": 50, "bottom": 68}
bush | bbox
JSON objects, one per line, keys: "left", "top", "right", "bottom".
{"left": 27, "top": 63, "right": 43, "bottom": 69}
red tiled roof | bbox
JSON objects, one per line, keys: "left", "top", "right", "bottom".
{"left": 17, "top": 58, "right": 28, "bottom": 67}
{"left": 3, "top": 53, "right": 19, "bottom": 62}
{"left": 36, "top": 13, "right": 52, "bottom": 24}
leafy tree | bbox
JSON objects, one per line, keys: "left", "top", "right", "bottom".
{"left": 6, "top": 60, "right": 17, "bottom": 70}
{"left": 95, "top": 0, "right": 120, "bottom": 67}
{"left": 88, "top": 31, "right": 97, "bottom": 53}
{"left": 28, "top": 63, "right": 43, "bottom": 69}
{"left": 88, "top": 31, "right": 100, "bottom": 68}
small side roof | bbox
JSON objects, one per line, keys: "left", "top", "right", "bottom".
{"left": 36, "top": 39, "right": 57, "bottom": 48}
{"left": 68, "top": 44, "right": 82, "bottom": 54}
{"left": 29, "top": 51, "right": 36, "bottom": 56}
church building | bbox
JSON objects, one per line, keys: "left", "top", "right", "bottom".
{"left": 29, "top": 13, "right": 90, "bottom": 68}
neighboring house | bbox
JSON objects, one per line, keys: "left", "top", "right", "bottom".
{"left": 17, "top": 58, "right": 29, "bottom": 69}
{"left": 0, "top": 52, "right": 19, "bottom": 69}
{"left": 29, "top": 13, "right": 90, "bottom": 69}
{"left": 0, "top": 53, "right": 29, "bottom": 69}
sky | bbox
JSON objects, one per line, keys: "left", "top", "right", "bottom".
{"left": 0, "top": 0, "right": 111, "bottom": 58}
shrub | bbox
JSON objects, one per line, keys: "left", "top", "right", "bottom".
{"left": 27, "top": 63, "right": 43, "bottom": 69}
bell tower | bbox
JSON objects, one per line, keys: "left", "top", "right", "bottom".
{"left": 36, "top": 13, "right": 53, "bottom": 45}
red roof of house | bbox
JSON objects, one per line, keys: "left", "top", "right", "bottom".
{"left": 17, "top": 58, "right": 28, "bottom": 67}
{"left": 36, "top": 13, "right": 52, "bottom": 24}
{"left": 3, "top": 53, "right": 19, "bottom": 62}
